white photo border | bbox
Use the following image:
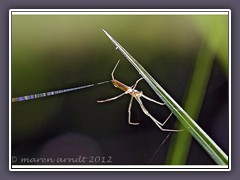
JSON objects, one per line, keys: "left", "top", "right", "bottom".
{"left": 9, "top": 9, "right": 231, "bottom": 171}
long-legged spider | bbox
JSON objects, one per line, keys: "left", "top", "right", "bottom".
{"left": 97, "top": 60, "right": 181, "bottom": 132}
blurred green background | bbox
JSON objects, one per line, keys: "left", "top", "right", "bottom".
{"left": 11, "top": 14, "right": 228, "bottom": 165}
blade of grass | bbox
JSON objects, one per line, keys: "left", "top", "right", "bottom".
{"left": 192, "top": 16, "right": 229, "bottom": 76}
{"left": 166, "top": 17, "right": 229, "bottom": 164}
{"left": 102, "top": 29, "right": 228, "bottom": 165}
{"left": 166, "top": 42, "right": 216, "bottom": 164}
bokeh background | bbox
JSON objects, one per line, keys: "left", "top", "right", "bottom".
{"left": 11, "top": 13, "right": 229, "bottom": 165}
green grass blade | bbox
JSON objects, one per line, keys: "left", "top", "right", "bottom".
{"left": 166, "top": 17, "right": 229, "bottom": 165}
{"left": 166, "top": 42, "right": 216, "bottom": 164}
{"left": 102, "top": 29, "right": 228, "bottom": 165}
{"left": 192, "top": 16, "right": 229, "bottom": 76}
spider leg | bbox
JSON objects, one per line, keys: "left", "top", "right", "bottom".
{"left": 131, "top": 77, "right": 144, "bottom": 89}
{"left": 136, "top": 97, "right": 182, "bottom": 132}
{"left": 128, "top": 95, "right": 139, "bottom": 125}
{"left": 127, "top": 77, "right": 144, "bottom": 125}
{"left": 97, "top": 92, "right": 126, "bottom": 103}
{"left": 141, "top": 94, "right": 165, "bottom": 106}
